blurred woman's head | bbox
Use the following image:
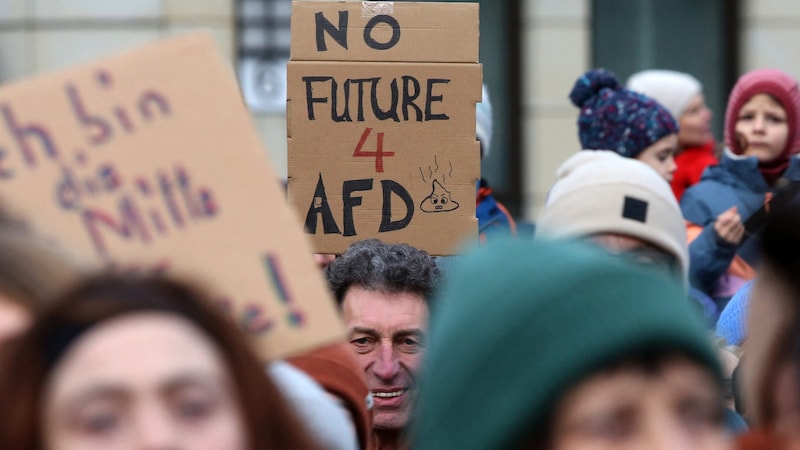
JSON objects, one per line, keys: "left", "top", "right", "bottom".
{"left": 0, "top": 273, "right": 320, "bottom": 450}
{"left": 679, "top": 94, "right": 714, "bottom": 146}
{"left": 627, "top": 69, "right": 714, "bottom": 148}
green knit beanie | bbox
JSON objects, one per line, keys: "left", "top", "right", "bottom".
{"left": 413, "top": 238, "right": 721, "bottom": 450}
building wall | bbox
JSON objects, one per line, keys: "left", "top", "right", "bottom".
{"left": 520, "top": 0, "right": 588, "bottom": 221}
{"left": 0, "top": 1, "right": 234, "bottom": 76}
{"left": 742, "top": 0, "right": 800, "bottom": 75}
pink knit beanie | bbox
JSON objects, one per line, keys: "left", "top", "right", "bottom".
{"left": 725, "top": 68, "right": 800, "bottom": 158}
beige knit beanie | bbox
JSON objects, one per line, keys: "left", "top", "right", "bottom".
{"left": 537, "top": 151, "right": 689, "bottom": 286}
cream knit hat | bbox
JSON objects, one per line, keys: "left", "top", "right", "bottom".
{"left": 626, "top": 69, "right": 702, "bottom": 119}
{"left": 537, "top": 151, "right": 689, "bottom": 286}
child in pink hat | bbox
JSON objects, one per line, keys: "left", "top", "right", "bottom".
{"left": 681, "top": 68, "right": 800, "bottom": 306}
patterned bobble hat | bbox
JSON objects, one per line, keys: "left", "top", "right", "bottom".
{"left": 570, "top": 68, "right": 679, "bottom": 158}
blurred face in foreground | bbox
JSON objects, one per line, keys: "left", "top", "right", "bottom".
{"left": 43, "top": 313, "right": 247, "bottom": 450}
{"left": 549, "top": 355, "right": 729, "bottom": 450}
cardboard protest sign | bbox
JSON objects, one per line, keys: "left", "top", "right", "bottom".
{"left": 288, "top": 1, "right": 482, "bottom": 255}
{"left": 290, "top": 1, "right": 479, "bottom": 62}
{"left": 0, "top": 32, "right": 343, "bottom": 360}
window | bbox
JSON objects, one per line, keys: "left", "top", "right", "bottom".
{"left": 236, "top": 0, "right": 292, "bottom": 114}
{"left": 592, "top": 0, "right": 740, "bottom": 137}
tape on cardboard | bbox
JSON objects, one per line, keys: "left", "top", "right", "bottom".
{"left": 362, "top": 1, "right": 393, "bottom": 17}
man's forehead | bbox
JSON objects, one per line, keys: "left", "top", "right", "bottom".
{"left": 343, "top": 284, "right": 427, "bottom": 305}
{"left": 342, "top": 285, "right": 429, "bottom": 330}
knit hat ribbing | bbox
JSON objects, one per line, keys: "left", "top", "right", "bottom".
{"left": 570, "top": 68, "right": 679, "bottom": 158}
{"left": 412, "top": 238, "right": 721, "bottom": 450}
{"left": 725, "top": 68, "right": 800, "bottom": 158}
{"left": 716, "top": 280, "right": 753, "bottom": 347}
{"left": 626, "top": 69, "right": 703, "bottom": 119}
{"left": 537, "top": 151, "right": 689, "bottom": 287}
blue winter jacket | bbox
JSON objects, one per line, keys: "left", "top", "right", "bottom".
{"left": 476, "top": 178, "right": 516, "bottom": 240}
{"left": 681, "top": 152, "right": 800, "bottom": 298}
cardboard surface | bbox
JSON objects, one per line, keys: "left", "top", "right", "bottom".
{"left": 0, "top": 32, "right": 343, "bottom": 360}
{"left": 288, "top": 1, "right": 482, "bottom": 255}
{"left": 290, "top": 1, "right": 479, "bottom": 63}
{"left": 287, "top": 61, "right": 482, "bottom": 255}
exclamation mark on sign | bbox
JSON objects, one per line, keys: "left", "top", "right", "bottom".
{"left": 263, "top": 252, "right": 304, "bottom": 327}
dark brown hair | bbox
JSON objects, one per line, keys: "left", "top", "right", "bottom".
{"left": 325, "top": 238, "right": 441, "bottom": 306}
{"left": 0, "top": 273, "right": 321, "bottom": 450}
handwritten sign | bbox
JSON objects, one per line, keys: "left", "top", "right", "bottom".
{"left": 290, "top": 1, "right": 479, "bottom": 62}
{"left": 0, "top": 32, "right": 343, "bottom": 360}
{"left": 287, "top": 1, "right": 482, "bottom": 255}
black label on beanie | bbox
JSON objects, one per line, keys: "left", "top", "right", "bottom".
{"left": 622, "top": 196, "right": 648, "bottom": 223}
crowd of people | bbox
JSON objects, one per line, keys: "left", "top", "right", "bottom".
{"left": 0, "top": 64, "right": 798, "bottom": 450}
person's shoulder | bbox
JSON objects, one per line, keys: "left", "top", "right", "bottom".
{"left": 681, "top": 175, "right": 738, "bottom": 220}
{"left": 476, "top": 182, "right": 517, "bottom": 238}
{"left": 477, "top": 196, "right": 517, "bottom": 237}
{"left": 681, "top": 175, "right": 728, "bottom": 205}
{"left": 783, "top": 157, "right": 800, "bottom": 180}
{"left": 690, "top": 157, "right": 759, "bottom": 196}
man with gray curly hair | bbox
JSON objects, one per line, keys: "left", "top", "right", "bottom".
{"left": 326, "top": 239, "right": 440, "bottom": 450}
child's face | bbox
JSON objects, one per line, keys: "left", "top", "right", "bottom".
{"left": 735, "top": 93, "right": 789, "bottom": 162}
{"left": 549, "top": 355, "right": 729, "bottom": 450}
{"left": 636, "top": 133, "right": 678, "bottom": 182}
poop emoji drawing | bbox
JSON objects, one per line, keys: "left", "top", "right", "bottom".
{"left": 418, "top": 155, "right": 460, "bottom": 213}
{"left": 420, "top": 179, "right": 459, "bottom": 213}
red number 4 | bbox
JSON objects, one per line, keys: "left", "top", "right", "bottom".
{"left": 353, "top": 127, "right": 395, "bottom": 173}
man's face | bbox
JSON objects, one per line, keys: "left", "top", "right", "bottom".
{"left": 341, "top": 285, "right": 428, "bottom": 431}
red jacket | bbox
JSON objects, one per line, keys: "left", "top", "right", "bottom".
{"left": 736, "top": 430, "right": 790, "bottom": 450}
{"left": 671, "top": 140, "right": 719, "bottom": 201}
